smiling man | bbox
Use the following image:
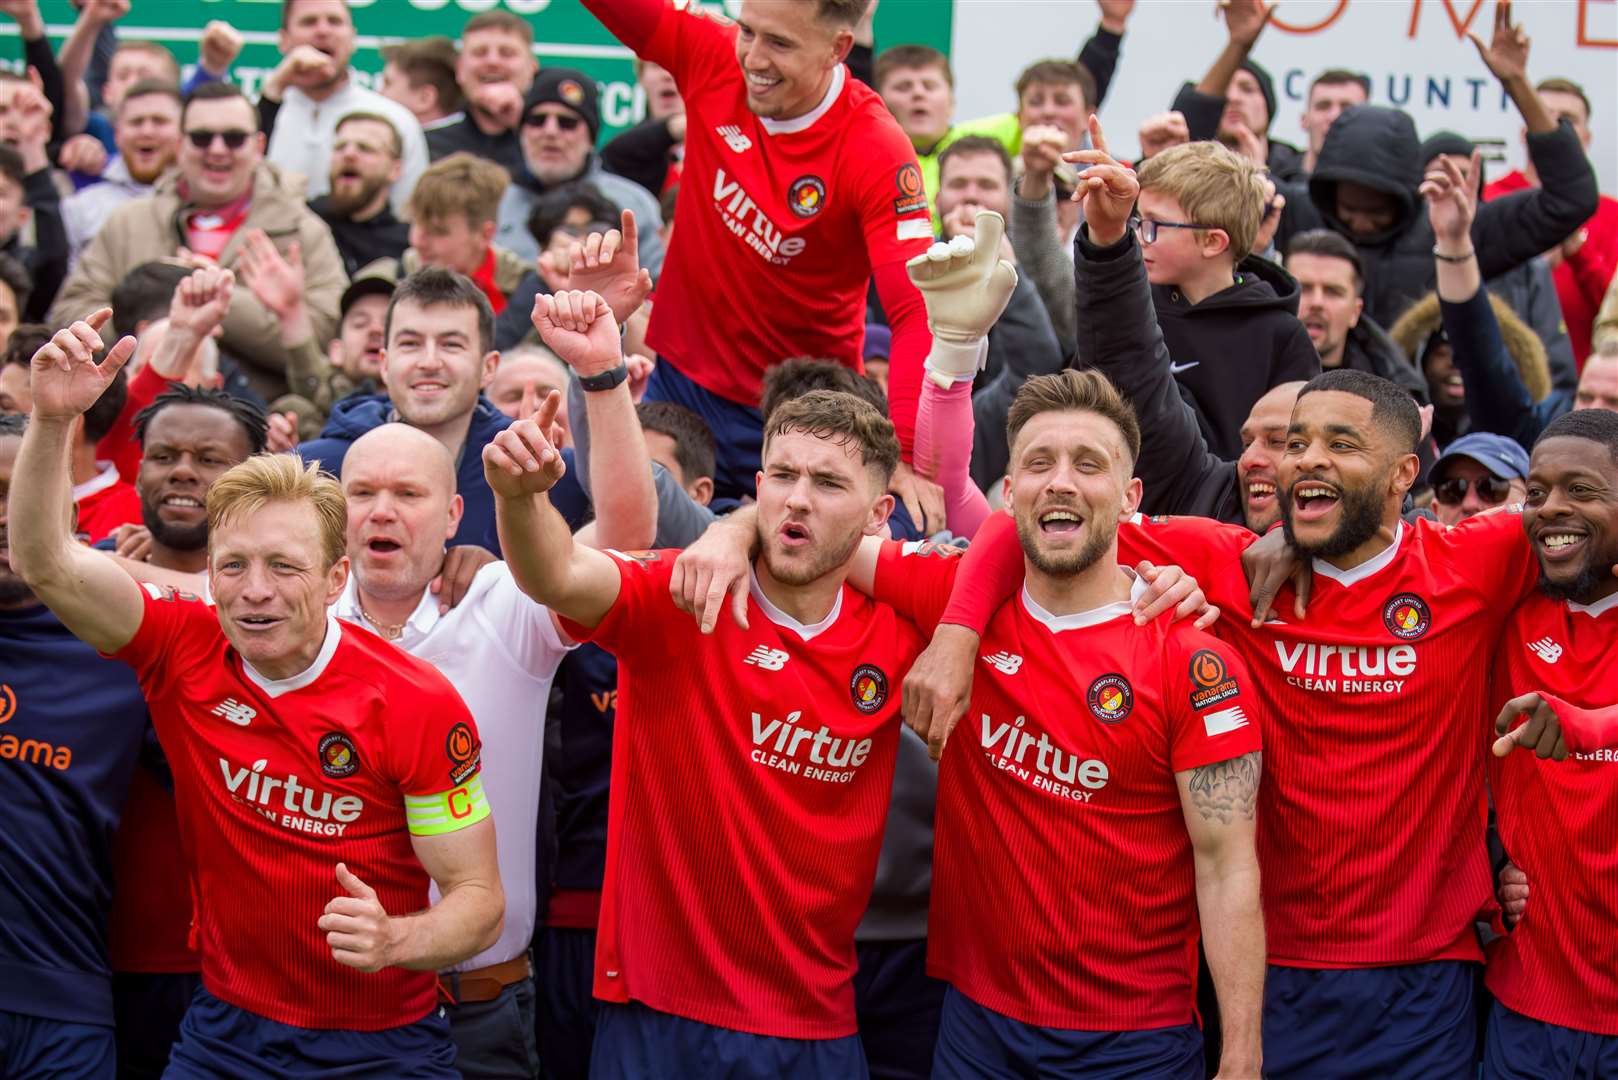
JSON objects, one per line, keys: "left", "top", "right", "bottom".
{"left": 63, "top": 80, "right": 183, "bottom": 265}
{"left": 579, "top": 0, "right": 940, "bottom": 512}
{"left": 921, "top": 365, "right": 1556, "bottom": 1076}
{"left": 8, "top": 310, "right": 503, "bottom": 1078}
{"left": 1484, "top": 408, "right": 1618, "bottom": 1076}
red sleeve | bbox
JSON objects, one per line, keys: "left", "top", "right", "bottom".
{"left": 580, "top": 0, "right": 666, "bottom": 54}
{"left": 99, "top": 365, "right": 171, "bottom": 484}
{"left": 1432, "top": 510, "right": 1537, "bottom": 605}
{"left": 1116, "top": 515, "right": 1255, "bottom": 612}
{"left": 1164, "top": 627, "right": 1263, "bottom": 773}
{"left": 873, "top": 260, "right": 931, "bottom": 459}
{"left": 871, "top": 538, "right": 962, "bottom": 633}
{"left": 386, "top": 677, "right": 482, "bottom": 798}
{"left": 938, "top": 511, "right": 1024, "bottom": 633}
{"left": 554, "top": 548, "right": 674, "bottom": 657}
{"left": 1542, "top": 693, "right": 1618, "bottom": 754}
{"left": 109, "top": 583, "right": 213, "bottom": 684}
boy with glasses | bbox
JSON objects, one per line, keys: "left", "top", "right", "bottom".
{"left": 1129, "top": 139, "right": 1319, "bottom": 460}
{"left": 50, "top": 82, "right": 346, "bottom": 403}
{"left": 1429, "top": 433, "right": 1529, "bottom": 526}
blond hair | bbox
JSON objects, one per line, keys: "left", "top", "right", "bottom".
{"left": 408, "top": 152, "right": 510, "bottom": 228}
{"left": 1135, "top": 141, "right": 1266, "bottom": 262}
{"left": 207, "top": 454, "right": 347, "bottom": 569}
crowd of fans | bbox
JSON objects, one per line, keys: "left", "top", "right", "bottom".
{"left": 2, "top": 0, "right": 1617, "bottom": 1077}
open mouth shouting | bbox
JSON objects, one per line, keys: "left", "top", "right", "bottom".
{"left": 1038, "top": 507, "right": 1083, "bottom": 536}
{"left": 1290, "top": 480, "right": 1342, "bottom": 523}
{"left": 778, "top": 519, "right": 812, "bottom": 550}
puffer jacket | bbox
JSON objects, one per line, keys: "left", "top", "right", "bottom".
{"left": 1276, "top": 105, "right": 1598, "bottom": 331}
{"left": 1390, "top": 291, "right": 1550, "bottom": 446}
{"left": 49, "top": 162, "right": 346, "bottom": 402}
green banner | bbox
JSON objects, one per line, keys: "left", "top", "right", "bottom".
{"left": 22, "top": 0, "right": 953, "bottom": 142}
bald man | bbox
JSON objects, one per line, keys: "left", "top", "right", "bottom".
{"left": 334, "top": 421, "right": 576, "bottom": 1078}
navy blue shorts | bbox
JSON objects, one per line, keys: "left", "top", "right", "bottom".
{"left": 162, "top": 986, "right": 458, "bottom": 1079}
{"left": 853, "top": 938, "right": 946, "bottom": 1080}
{"left": 535, "top": 925, "right": 599, "bottom": 1080}
{"left": 1264, "top": 961, "right": 1478, "bottom": 1079}
{"left": 643, "top": 360, "right": 764, "bottom": 503}
{"left": 1484, "top": 998, "right": 1618, "bottom": 1079}
{"left": 931, "top": 986, "right": 1202, "bottom": 1079}
{"left": 588, "top": 1000, "right": 868, "bottom": 1080}
{"left": 0, "top": 1008, "right": 114, "bottom": 1079}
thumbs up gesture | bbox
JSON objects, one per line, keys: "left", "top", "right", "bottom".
{"left": 319, "top": 862, "right": 396, "bottom": 972}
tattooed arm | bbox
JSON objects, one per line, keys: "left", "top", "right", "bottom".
{"left": 1178, "top": 751, "right": 1264, "bottom": 1079}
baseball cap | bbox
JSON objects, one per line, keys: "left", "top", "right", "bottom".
{"left": 525, "top": 68, "right": 601, "bottom": 142}
{"left": 1432, "top": 432, "right": 1530, "bottom": 482}
{"left": 340, "top": 260, "right": 399, "bottom": 317}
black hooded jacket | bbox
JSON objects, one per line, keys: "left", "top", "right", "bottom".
{"left": 1340, "top": 314, "right": 1430, "bottom": 404}
{"left": 1156, "top": 254, "right": 1321, "bottom": 460}
{"left": 1276, "top": 105, "right": 1598, "bottom": 330}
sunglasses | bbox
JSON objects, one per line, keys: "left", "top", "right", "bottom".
{"left": 187, "top": 129, "right": 251, "bottom": 150}
{"left": 1433, "top": 474, "right": 1514, "bottom": 507}
{"left": 523, "top": 112, "right": 582, "bottom": 132}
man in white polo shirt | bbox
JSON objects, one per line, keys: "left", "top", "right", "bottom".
{"left": 332, "top": 286, "right": 658, "bottom": 1078}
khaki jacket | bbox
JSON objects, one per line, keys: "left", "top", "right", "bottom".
{"left": 49, "top": 162, "right": 346, "bottom": 401}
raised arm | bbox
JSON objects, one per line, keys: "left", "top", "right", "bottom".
{"left": 1467, "top": 1, "right": 1599, "bottom": 280}
{"left": 1175, "top": 0, "right": 1274, "bottom": 141}
{"left": 532, "top": 287, "right": 656, "bottom": 551}
{"left": 906, "top": 210, "right": 1018, "bottom": 536}
{"left": 1424, "top": 150, "right": 1567, "bottom": 444}
{"left": 485, "top": 390, "right": 623, "bottom": 630}
{"left": 579, "top": 0, "right": 666, "bottom": 53}
{"left": 9, "top": 310, "right": 146, "bottom": 653}
{"left": 1177, "top": 750, "right": 1265, "bottom": 1079}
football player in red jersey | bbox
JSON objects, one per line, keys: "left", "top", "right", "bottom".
{"left": 1484, "top": 408, "right": 1618, "bottom": 1078}
{"left": 9, "top": 309, "right": 503, "bottom": 1077}
{"left": 578, "top": 0, "right": 942, "bottom": 523}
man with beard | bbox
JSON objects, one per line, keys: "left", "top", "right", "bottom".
{"left": 259, "top": 0, "right": 427, "bottom": 219}
{"left": 487, "top": 385, "right": 927, "bottom": 1077}
{"left": 849, "top": 370, "right": 1267, "bottom": 1078}
{"left": 310, "top": 113, "right": 411, "bottom": 278}
{"left": 0, "top": 412, "right": 152, "bottom": 1080}
{"left": 103, "top": 386, "right": 266, "bottom": 1078}
{"left": 493, "top": 69, "right": 665, "bottom": 275}
{"left": 1484, "top": 408, "right": 1618, "bottom": 1077}
{"left": 909, "top": 363, "right": 1555, "bottom": 1075}
{"left": 63, "top": 81, "right": 182, "bottom": 266}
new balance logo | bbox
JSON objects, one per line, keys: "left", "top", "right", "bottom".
{"left": 982, "top": 651, "right": 1023, "bottom": 675}
{"left": 211, "top": 699, "right": 256, "bottom": 726}
{"left": 1527, "top": 637, "right": 1563, "bottom": 664}
{"left": 717, "top": 125, "right": 752, "bottom": 153}
{"left": 744, "top": 646, "right": 790, "bottom": 671}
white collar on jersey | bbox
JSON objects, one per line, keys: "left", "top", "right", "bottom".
{"left": 749, "top": 568, "right": 843, "bottom": 641}
{"left": 71, "top": 460, "right": 121, "bottom": 501}
{"left": 758, "top": 63, "right": 846, "bottom": 137}
{"left": 1019, "top": 571, "right": 1146, "bottom": 634}
{"left": 333, "top": 573, "right": 441, "bottom": 639}
{"left": 241, "top": 612, "right": 344, "bottom": 698}
{"left": 1310, "top": 521, "right": 1405, "bottom": 588}
{"left": 1569, "top": 589, "right": 1618, "bottom": 618}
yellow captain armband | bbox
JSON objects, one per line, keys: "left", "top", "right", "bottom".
{"left": 404, "top": 774, "right": 491, "bottom": 837}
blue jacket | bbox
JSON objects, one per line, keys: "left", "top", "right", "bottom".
{"left": 297, "top": 394, "right": 590, "bottom": 554}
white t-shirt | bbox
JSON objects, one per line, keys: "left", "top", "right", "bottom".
{"left": 266, "top": 79, "right": 428, "bottom": 218}
{"left": 334, "top": 561, "right": 572, "bottom": 971}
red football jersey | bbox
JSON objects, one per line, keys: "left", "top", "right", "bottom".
{"left": 74, "top": 466, "right": 142, "bottom": 544}
{"left": 1486, "top": 588, "right": 1618, "bottom": 1035}
{"left": 558, "top": 550, "right": 925, "bottom": 1039}
{"left": 624, "top": 1, "right": 933, "bottom": 407}
{"left": 944, "top": 511, "right": 1537, "bottom": 969}
{"left": 875, "top": 541, "right": 1262, "bottom": 1030}
{"left": 111, "top": 586, "right": 491, "bottom": 1030}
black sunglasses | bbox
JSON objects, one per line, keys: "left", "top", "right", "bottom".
{"left": 187, "top": 129, "right": 251, "bottom": 150}
{"left": 1433, "top": 474, "right": 1514, "bottom": 506}
{"left": 523, "top": 112, "right": 582, "bottom": 132}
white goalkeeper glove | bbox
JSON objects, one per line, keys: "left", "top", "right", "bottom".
{"left": 905, "top": 209, "right": 1019, "bottom": 388}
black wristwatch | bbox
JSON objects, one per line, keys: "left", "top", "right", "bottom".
{"left": 578, "top": 362, "right": 629, "bottom": 392}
